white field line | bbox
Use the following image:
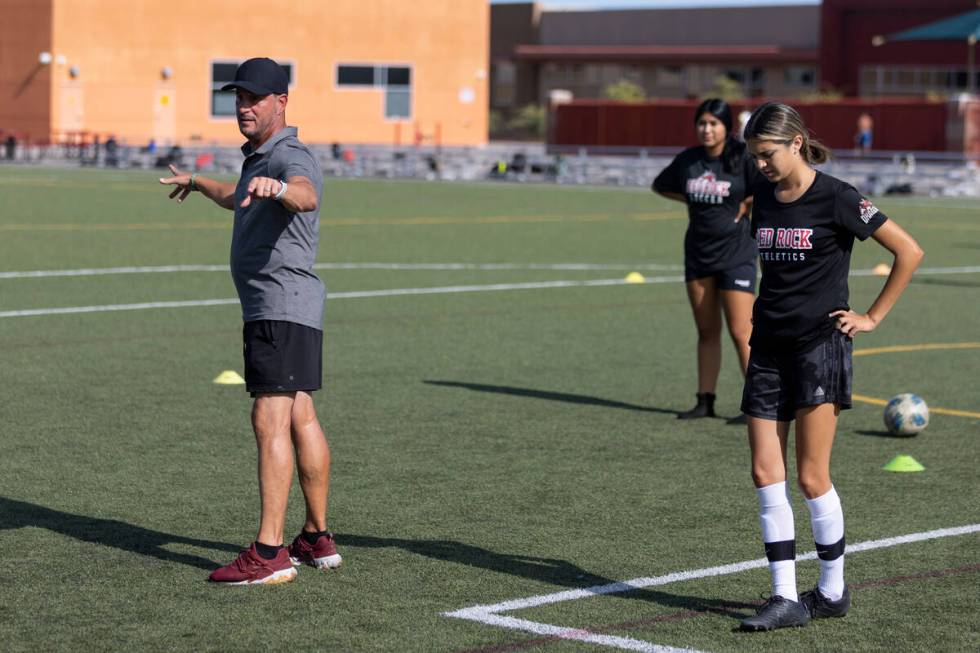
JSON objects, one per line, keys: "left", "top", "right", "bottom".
{"left": 443, "top": 523, "right": 980, "bottom": 653}
{"left": 1, "top": 265, "right": 978, "bottom": 319}
{"left": 0, "top": 262, "right": 683, "bottom": 280}
{"left": 850, "top": 265, "right": 980, "bottom": 277}
{"left": 467, "top": 613, "right": 697, "bottom": 653}
{"left": 1, "top": 263, "right": 978, "bottom": 281}
{"left": 0, "top": 276, "right": 682, "bottom": 319}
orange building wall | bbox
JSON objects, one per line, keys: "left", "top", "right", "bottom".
{"left": 0, "top": 0, "right": 53, "bottom": 140}
{"left": 4, "top": 0, "right": 488, "bottom": 146}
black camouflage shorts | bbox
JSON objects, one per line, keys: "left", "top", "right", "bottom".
{"left": 740, "top": 330, "right": 853, "bottom": 422}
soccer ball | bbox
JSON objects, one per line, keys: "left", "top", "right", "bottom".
{"left": 883, "top": 393, "right": 929, "bottom": 436}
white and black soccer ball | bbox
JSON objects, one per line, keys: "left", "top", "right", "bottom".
{"left": 883, "top": 393, "right": 929, "bottom": 436}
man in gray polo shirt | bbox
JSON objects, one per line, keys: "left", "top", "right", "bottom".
{"left": 160, "top": 57, "right": 341, "bottom": 585}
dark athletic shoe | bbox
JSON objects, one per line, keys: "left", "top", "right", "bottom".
{"left": 209, "top": 543, "right": 297, "bottom": 585}
{"left": 677, "top": 392, "right": 716, "bottom": 419}
{"left": 800, "top": 585, "right": 850, "bottom": 619}
{"left": 739, "top": 595, "right": 810, "bottom": 631}
{"left": 288, "top": 532, "right": 343, "bottom": 570}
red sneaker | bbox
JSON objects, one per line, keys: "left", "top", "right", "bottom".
{"left": 209, "top": 543, "right": 297, "bottom": 585}
{"left": 288, "top": 532, "right": 342, "bottom": 570}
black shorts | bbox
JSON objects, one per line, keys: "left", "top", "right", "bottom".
{"left": 243, "top": 320, "right": 322, "bottom": 396}
{"left": 685, "top": 259, "right": 757, "bottom": 293}
{"left": 740, "top": 330, "right": 852, "bottom": 422}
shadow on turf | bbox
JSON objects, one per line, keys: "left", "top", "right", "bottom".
{"left": 912, "top": 277, "right": 980, "bottom": 289}
{"left": 424, "top": 380, "right": 682, "bottom": 416}
{"left": 0, "top": 496, "right": 239, "bottom": 570}
{"left": 338, "top": 533, "right": 754, "bottom": 619}
{"left": 854, "top": 429, "right": 917, "bottom": 439}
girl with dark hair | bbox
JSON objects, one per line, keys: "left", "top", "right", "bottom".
{"left": 653, "top": 98, "right": 761, "bottom": 421}
{"left": 737, "top": 102, "right": 923, "bottom": 631}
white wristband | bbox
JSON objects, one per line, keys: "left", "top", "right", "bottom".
{"left": 273, "top": 180, "right": 288, "bottom": 201}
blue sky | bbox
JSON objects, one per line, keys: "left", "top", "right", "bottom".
{"left": 491, "top": 0, "right": 819, "bottom": 8}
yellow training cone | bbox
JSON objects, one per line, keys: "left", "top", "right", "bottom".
{"left": 882, "top": 455, "right": 925, "bottom": 473}
{"left": 625, "top": 272, "right": 646, "bottom": 284}
{"left": 873, "top": 263, "right": 892, "bottom": 276}
{"left": 213, "top": 370, "right": 246, "bottom": 385}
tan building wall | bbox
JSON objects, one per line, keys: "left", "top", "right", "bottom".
{"left": 1, "top": 0, "right": 489, "bottom": 146}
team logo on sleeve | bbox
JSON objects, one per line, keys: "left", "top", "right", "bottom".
{"left": 858, "top": 198, "right": 879, "bottom": 224}
{"left": 686, "top": 171, "right": 731, "bottom": 204}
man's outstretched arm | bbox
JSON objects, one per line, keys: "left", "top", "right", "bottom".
{"left": 159, "top": 164, "right": 237, "bottom": 210}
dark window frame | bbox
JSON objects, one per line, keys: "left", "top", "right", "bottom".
{"left": 210, "top": 60, "right": 295, "bottom": 119}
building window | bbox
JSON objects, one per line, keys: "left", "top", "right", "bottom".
{"left": 724, "top": 68, "right": 746, "bottom": 84}
{"left": 493, "top": 61, "right": 516, "bottom": 107}
{"left": 784, "top": 66, "right": 815, "bottom": 88}
{"left": 385, "top": 66, "right": 411, "bottom": 119}
{"left": 657, "top": 66, "right": 685, "bottom": 87}
{"left": 211, "top": 61, "right": 293, "bottom": 118}
{"left": 336, "top": 63, "right": 413, "bottom": 119}
{"left": 385, "top": 88, "right": 411, "bottom": 119}
{"left": 337, "top": 65, "right": 376, "bottom": 86}
{"left": 386, "top": 66, "right": 411, "bottom": 86}
{"left": 860, "top": 64, "right": 979, "bottom": 95}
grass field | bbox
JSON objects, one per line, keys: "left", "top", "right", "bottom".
{"left": 0, "top": 166, "right": 977, "bottom": 652}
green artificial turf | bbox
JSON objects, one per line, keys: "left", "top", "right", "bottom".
{"left": 0, "top": 166, "right": 977, "bottom": 652}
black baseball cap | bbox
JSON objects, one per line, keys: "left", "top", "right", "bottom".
{"left": 221, "top": 57, "right": 288, "bottom": 95}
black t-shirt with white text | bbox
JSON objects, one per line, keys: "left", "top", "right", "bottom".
{"left": 750, "top": 171, "right": 887, "bottom": 353}
{"left": 653, "top": 145, "right": 761, "bottom": 273}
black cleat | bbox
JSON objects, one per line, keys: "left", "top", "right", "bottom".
{"left": 739, "top": 595, "right": 810, "bottom": 631}
{"left": 677, "top": 392, "right": 715, "bottom": 419}
{"left": 800, "top": 585, "right": 850, "bottom": 619}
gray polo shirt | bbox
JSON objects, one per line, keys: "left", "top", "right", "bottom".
{"left": 230, "top": 127, "right": 325, "bottom": 330}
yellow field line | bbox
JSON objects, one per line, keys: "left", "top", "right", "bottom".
{"left": 854, "top": 342, "right": 980, "bottom": 357}
{"left": 905, "top": 222, "right": 980, "bottom": 232}
{"left": 851, "top": 394, "right": 889, "bottom": 406}
{"left": 853, "top": 342, "right": 980, "bottom": 418}
{"left": 852, "top": 394, "right": 980, "bottom": 419}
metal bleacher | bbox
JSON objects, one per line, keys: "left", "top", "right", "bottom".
{"left": 3, "top": 139, "right": 978, "bottom": 197}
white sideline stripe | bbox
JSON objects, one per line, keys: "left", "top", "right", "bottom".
{"left": 2, "top": 265, "right": 979, "bottom": 319}
{"left": 850, "top": 265, "right": 980, "bottom": 277}
{"left": 471, "top": 614, "right": 697, "bottom": 653}
{"left": 443, "top": 524, "right": 980, "bottom": 653}
{"left": 0, "top": 276, "right": 683, "bottom": 318}
{"left": 0, "top": 298, "right": 241, "bottom": 318}
{"left": 2, "top": 263, "right": 978, "bottom": 281}
{"left": 0, "top": 262, "right": 684, "bottom": 279}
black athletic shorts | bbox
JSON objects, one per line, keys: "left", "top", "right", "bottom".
{"left": 685, "top": 258, "right": 757, "bottom": 293}
{"left": 242, "top": 320, "right": 323, "bottom": 396}
{"left": 740, "top": 330, "right": 852, "bottom": 422}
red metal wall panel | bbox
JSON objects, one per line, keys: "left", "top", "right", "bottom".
{"left": 820, "top": 0, "right": 978, "bottom": 95}
{"left": 551, "top": 99, "right": 949, "bottom": 151}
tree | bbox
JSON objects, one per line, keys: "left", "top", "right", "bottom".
{"left": 705, "top": 75, "right": 744, "bottom": 101}
{"left": 602, "top": 79, "right": 646, "bottom": 103}
{"left": 506, "top": 104, "right": 547, "bottom": 139}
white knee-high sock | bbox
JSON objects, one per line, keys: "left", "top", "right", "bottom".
{"left": 756, "top": 481, "right": 797, "bottom": 601}
{"left": 806, "top": 486, "right": 845, "bottom": 601}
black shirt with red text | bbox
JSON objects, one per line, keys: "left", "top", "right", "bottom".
{"left": 653, "top": 145, "right": 761, "bottom": 273}
{"left": 750, "top": 171, "right": 887, "bottom": 352}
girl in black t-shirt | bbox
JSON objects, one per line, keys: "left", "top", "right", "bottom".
{"left": 653, "top": 99, "right": 761, "bottom": 420}
{"left": 736, "top": 102, "right": 923, "bottom": 632}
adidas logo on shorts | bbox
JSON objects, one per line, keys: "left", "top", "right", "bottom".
{"left": 734, "top": 279, "right": 751, "bottom": 288}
